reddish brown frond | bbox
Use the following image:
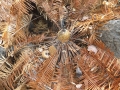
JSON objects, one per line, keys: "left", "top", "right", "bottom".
{"left": 27, "top": 54, "right": 59, "bottom": 90}
{"left": 75, "top": 42, "right": 120, "bottom": 89}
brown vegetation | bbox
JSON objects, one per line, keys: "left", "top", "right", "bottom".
{"left": 0, "top": 0, "right": 120, "bottom": 90}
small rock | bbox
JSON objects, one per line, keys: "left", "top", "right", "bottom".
{"left": 42, "top": 50, "right": 50, "bottom": 59}
{"left": 76, "top": 84, "right": 82, "bottom": 89}
{"left": 87, "top": 45, "right": 98, "bottom": 54}
{"left": 0, "top": 46, "right": 6, "bottom": 59}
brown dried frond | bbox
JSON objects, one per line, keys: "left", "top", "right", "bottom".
{"left": 0, "top": 0, "right": 12, "bottom": 21}
{"left": 0, "top": 48, "right": 33, "bottom": 90}
{"left": 52, "top": 62, "right": 78, "bottom": 90}
{"left": 13, "top": 34, "right": 45, "bottom": 52}
{"left": 27, "top": 53, "right": 59, "bottom": 90}
{"left": 10, "top": 0, "right": 35, "bottom": 16}
{"left": 74, "top": 40, "right": 120, "bottom": 90}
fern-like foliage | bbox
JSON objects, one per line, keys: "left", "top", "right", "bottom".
{"left": 75, "top": 39, "right": 120, "bottom": 89}
{"left": 0, "top": 0, "right": 120, "bottom": 90}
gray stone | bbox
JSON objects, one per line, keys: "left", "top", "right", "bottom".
{"left": 0, "top": 46, "right": 6, "bottom": 59}
{"left": 100, "top": 19, "right": 120, "bottom": 58}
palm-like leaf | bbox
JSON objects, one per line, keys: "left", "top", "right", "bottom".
{"left": 74, "top": 39, "right": 120, "bottom": 89}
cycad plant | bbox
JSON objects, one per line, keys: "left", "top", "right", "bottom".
{"left": 0, "top": 0, "right": 120, "bottom": 90}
